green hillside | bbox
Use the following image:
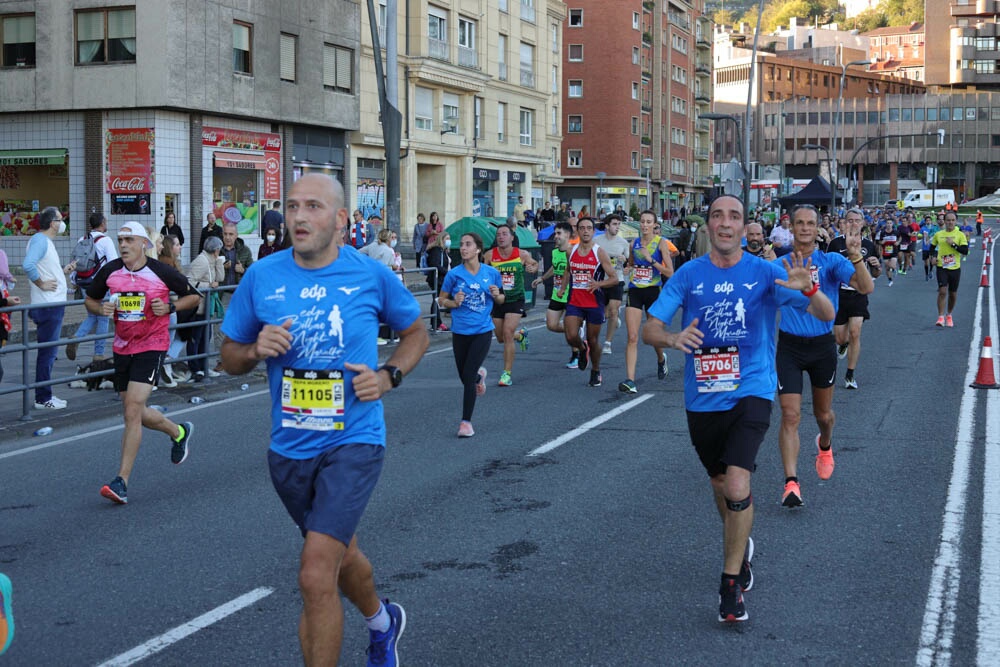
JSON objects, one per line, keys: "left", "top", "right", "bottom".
{"left": 707, "top": 0, "right": 922, "bottom": 33}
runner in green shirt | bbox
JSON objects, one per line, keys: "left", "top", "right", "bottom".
{"left": 532, "top": 222, "right": 578, "bottom": 368}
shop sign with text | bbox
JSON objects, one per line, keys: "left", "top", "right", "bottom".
{"left": 106, "top": 128, "right": 155, "bottom": 194}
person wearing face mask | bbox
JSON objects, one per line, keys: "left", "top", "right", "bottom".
{"left": 425, "top": 232, "right": 452, "bottom": 331}
{"left": 21, "top": 206, "right": 74, "bottom": 409}
{"left": 360, "top": 229, "right": 396, "bottom": 268}
{"left": 259, "top": 228, "right": 281, "bottom": 259}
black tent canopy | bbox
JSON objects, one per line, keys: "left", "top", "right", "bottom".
{"left": 778, "top": 176, "right": 842, "bottom": 210}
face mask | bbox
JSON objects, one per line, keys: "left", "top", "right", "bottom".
{"left": 390, "top": 239, "right": 398, "bottom": 248}
{"left": 266, "top": 235, "right": 276, "bottom": 243}
{"left": 690, "top": 225, "right": 697, "bottom": 232}
{"left": 444, "top": 239, "right": 452, "bottom": 248}
{"left": 57, "top": 220, "right": 66, "bottom": 235}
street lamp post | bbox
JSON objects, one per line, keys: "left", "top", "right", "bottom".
{"left": 833, "top": 58, "right": 871, "bottom": 216}
{"left": 642, "top": 158, "right": 653, "bottom": 212}
{"left": 699, "top": 113, "right": 748, "bottom": 211}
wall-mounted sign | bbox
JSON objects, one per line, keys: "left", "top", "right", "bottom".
{"left": 473, "top": 168, "right": 500, "bottom": 181}
{"left": 106, "top": 128, "right": 155, "bottom": 194}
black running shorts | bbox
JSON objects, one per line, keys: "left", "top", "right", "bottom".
{"left": 113, "top": 350, "right": 166, "bottom": 393}
{"left": 547, "top": 299, "right": 567, "bottom": 312}
{"left": 491, "top": 299, "right": 526, "bottom": 319}
{"left": 604, "top": 282, "right": 624, "bottom": 302}
{"left": 835, "top": 289, "right": 869, "bottom": 325}
{"left": 686, "top": 397, "right": 772, "bottom": 477}
{"left": 627, "top": 286, "right": 660, "bottom": 312}
{"left": 936, "top": 267, "right": 961, "bottom": 292}
{"left": 775, "top": 331, "right": 837, "bottom": 394}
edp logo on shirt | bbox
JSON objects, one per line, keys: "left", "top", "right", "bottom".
{"left": 300, "top": 285, "right": 328, "bottom": 300}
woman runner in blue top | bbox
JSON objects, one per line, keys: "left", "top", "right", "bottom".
{"left": 439, "top": 233, "right": 505, "bottom": 437}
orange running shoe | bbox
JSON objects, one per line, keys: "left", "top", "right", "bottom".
{"left": 935, "top": 316, "right": 945, "bottom": 327}
{"left": 781, "top": 480, "right": 803, "bottom": 508}
{"left": 815, "top": 435, "right": 835, "bottom": 480}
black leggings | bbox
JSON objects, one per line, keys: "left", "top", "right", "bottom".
{"left": 452, "top": 331, "right": 493, "bottom": 421}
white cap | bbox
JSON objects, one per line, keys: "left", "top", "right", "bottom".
{"left": 117, "top": 221, "right": 153, "bottom": 249}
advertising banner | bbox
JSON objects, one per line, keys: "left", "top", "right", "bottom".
{"left": 203, "top": 126, "right": 281, "bottom": 199}
{"left": 106, "top": 128, "right": 154, "bottom": 194}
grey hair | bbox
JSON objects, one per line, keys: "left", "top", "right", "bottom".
{"left": 203, "top": 236, "right": 224, "bottom": 253}
{"left": 845, "top": 208, "right": 865, "bottom": 219}
{"left": 38, "top": 206, "right": 61, "bottom": 230}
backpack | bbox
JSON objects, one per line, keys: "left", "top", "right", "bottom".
{"left": 71, "top": 233, "right": 105, "bottom": 285}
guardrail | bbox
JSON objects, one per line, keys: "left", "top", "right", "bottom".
{"left": 0, "top": 271, "right": 443, "bottom": 421}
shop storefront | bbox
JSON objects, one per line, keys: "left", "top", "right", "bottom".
{"left": 472, "top": 168, "right": 498, "bottom": 217}
{"left": 292, "top": 126, "right": 346, "bottom": 187}
{"left": 0, "top": 148, "right": 70, "bottom": 236}
{"left": 202, "top": 126, "right": 281, "bottom": 236}
{"left": 506, "top": 171, "right": 525, "bottom": 217}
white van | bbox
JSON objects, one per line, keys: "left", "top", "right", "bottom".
{"left": 901, "top": 189, "right": 956, "bottom": 208}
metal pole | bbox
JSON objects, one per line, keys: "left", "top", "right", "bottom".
{"left": 367, "top": 0, "right": 402, "bottom": 237}
{"left": 833, "top": 65, "right": 844, "bottom": 217}
{"left": 745, "top": 0, "right": 766, "bottom": 215}
{"left": 778, "top": 100, "right": 785, "bottom": 197}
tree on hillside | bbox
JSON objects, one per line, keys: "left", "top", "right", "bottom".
{"left": 713, "top": 8, "right": 736, "bottom": 25}
{"left": 762, "top": 0, "right": 815, "bottom": 32}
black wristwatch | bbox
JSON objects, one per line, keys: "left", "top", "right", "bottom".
{"left": 169, "top": 302, "right": 176, "bottom": 313}
{"left": 378, "top": 365, "right": 403, "bottom": 388}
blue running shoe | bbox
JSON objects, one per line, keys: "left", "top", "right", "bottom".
{"left": 367, "top": 599, "right": 406, "bottom": 666}
{"left": 0, "top": 573, "right": 13, "bottom": 655}
{"left": 172, "top": 421, "right": 193, "bottom": 465}
{"left": 100, "top": 476, "right": 128, "bottom": 505}
{"left": 517, "top": 328, "right": 529, "bottom": 352}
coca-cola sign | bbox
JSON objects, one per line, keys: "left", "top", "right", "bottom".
{"left": 202, "top": 126, "right": 281, "bottom": 152}
{"left": 106, "top": 128, "right": 155, "bottom": 195}
{"left": 111, "top": 176, "right": 147, "bottom": 191}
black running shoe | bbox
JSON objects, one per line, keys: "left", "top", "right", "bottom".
{"left": 718, "top": 576, "right": 748, "bottom": 623}
{"left": 171, "top": 421, "right": 193, "bottom": 464}
{"left": 578, "top": 341, "right": 589, "bottom": 371}
{"left": 738, "top": 537, "right": 754, "bottom": 592}
{"left": 588, "top": 370, "right": 602, "bottom": 387}
{"left": 657, "top": 356, "right": 667, "bottom": 380}
{"left": 100, "top": 476, "right": 128, "bottom": 505}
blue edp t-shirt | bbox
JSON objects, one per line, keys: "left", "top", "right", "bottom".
{"left": 649, "top": 252, "right": 808, "bottom": 412}
{"left": 440, "top": 263, "right": 504, "bottom": 336}
{"left": 774, "top": 249, "right": 854, "bottom": 337}
{"left": 221, "top": 246, "right": 421, "bottom": 459}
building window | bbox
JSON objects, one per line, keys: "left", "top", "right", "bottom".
{"left": 76, "top": 8, "right": 136, "bottom": 65}
{"left": 631, "top": 82, "right": 639, "bottom": 99}
{"left": 499, "top": 0, "right": 508, "bottom": 12}
{"left": 2, "top": 14, "right": 35, "bottom": 67}
{"left": 521, "top": 0, "right": 535, "bottom": 24}
{"left": 458, "top": 17, "right": 477, "bottom": 67}
{"left": 632, "top": 12, "right": 640, "bottom": 29}
{"left": 632, "top": 47, "right": 640, "bottom": 65}
{"left": 519, "top": 108, "right": 533, "bottom": 145}
{"left": 415, "top": 86, "right": 433, "bottom": 130}
{"left": 280, "top": 33, "right": 296, "bottom": 82}
{"left": 568, "top": 44, "right": 583, "bottom": 61}
{"left": 498, "top": 101, "right": 507, "bottom": 141}
{"left": 552, "top": 23, "right": 558, "bottom": 52}
{"left": 552, "top": 105, "right": 558, "bottom": 134}
{"left": 568, "top": 114, "right": 582, "bottom": 132}
{"left": 568, "top": 79, "right": 582, "bottom": 97}
{"left": 498, "top": 34, "right": 507, "bottom": 80}
{"left": 631, "top": 152, "right": 638, "bottom": 169}
{"left": 232, "top": 20, "right": 252, "bottom": 74}
{"left": 519, "top": 42, "right": 534, "bottom": 87}
{"left": 322, "top": 44, "right": 353, "bottom": 93}
{"left": 568, "top": 149, "right": 582, "bottom": 168}
{"left": 631, "top": 117, "right": 638, "bottom": 134}
{"left": 442, "top": 92, "right": 459, "bottom": 130}
{"left": 552, "top": 65, "right": 558, "bottom": 93}
{"left": 474, "top": 96, "right": 482, "bottom": 139}
{"left": 569, "top": 9, "right": 583, "bottom": 26}
{"left": 429, "top": 8, "right": 448, "bottom": 60}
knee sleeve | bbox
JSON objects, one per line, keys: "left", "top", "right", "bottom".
{"left": 726, "top": 494, "right": 753, "bottom": 512}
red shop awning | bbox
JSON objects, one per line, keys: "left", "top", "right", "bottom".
{"left": 214, "top": 152, "right": 266, "bottom": 170}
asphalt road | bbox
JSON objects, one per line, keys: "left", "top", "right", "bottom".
{"left": 2, "top": 237, "right": 999, "bottom": 666}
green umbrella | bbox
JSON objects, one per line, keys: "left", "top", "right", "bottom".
{"left": 446, "top": 216, "right": 541, "bottom": 249}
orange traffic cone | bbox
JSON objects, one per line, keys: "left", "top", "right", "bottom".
{"left": 971, "top": 337, "right": 1000, "bottom": 389}
{"left": 981, "top": 264, "right": 990, "bottom": 287}
{"left": 988, "top": 248, "right": 993, "bottom": 266}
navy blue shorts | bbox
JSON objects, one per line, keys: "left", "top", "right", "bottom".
{"left": 268, "top": 443, "right": 385, "bottom": 545}
{"left": 565, "top": 303, "right": 606, "bottom": 325}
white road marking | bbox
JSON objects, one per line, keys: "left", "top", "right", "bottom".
{"left": 0, "top": 390, "right": 270, "bottom": 460}
{"left": 917, "top": 246, "right": 989, "bottom": 666}
{"left": 528, "top": 394, "right": 653, "bottom": 456}
{"left": 96, "top": 587, "right": 273, "bottom": 667}
{"left": 980, "top": 242, "right": 1000, "bottom": 665}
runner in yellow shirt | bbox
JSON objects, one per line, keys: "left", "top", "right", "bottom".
{"left": 930, "top": 211, "right": 969, "bottom": 328}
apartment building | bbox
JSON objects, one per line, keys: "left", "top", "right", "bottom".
{"left": 865, "top": 23, "right": 925, "bottom": 82}
{"left": 355, "top": 0, "right": 565, "bottom": 238}
{"left": 0, "top": 0, "right": 358, "bottom": 264}
{"left": 557, "top": 0, "right": 713, "bottom": 216}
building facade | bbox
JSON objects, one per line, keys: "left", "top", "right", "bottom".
{"left": 926, "top": 0, "right": 1000, "bottom": 90}
{"left": 0, "top": 0, "right": 359, "bottom": 264}
{"left": 865, "top": 23, "right": 925, "bottom": 82}
{"left": 557, "top": 0, "right": 713, "bottom": 217}
{"left": 354, "top": 0, "right": 566, "bottom": 242}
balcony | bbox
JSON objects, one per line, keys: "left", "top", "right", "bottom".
{"left": 696, "top": 33, "right": 711, "bottom": 49}
{"left": 698, "top": 175, "right": 713, "bottom": 187}
{"left": 668, "top": 12, "right": 691, "bottom": 32}
{"left": 696, "top": 147, "right": 709, "bottom": 160}
{"left": 520, "top": 67, "right": 535, "bottom": 88}
{"left": 520, "top": 0, "right": 535, "bottom": 23}
{"left": 695, "top": 91, "right": 711, "bottom": 103}
{"left": 695, "top": 61, "right": 711, "bottom": 76}
{"left": 429, "top": 38, "right": 449, "bottom": 62}
{"left": 696, "top": 119, "right": 710, "bottom": 132}
{"left": 458, "top": 45, "right": 478, "bottom": 69}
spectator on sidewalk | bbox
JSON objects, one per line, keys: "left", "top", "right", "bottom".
{"left": 261, "top": 200, "right": 284, "bottom": 243}
{"left": 66, "top": 212, "right": 118, "bottom": 363}
{"left": 159, "top": 211, "right": 185, "bottom": 249}
{"left": 0, "top": 247, "right": 21, "bottom": 386}
{"left": 184, "top": 236, "right": 225, "bottom": 382}
{"left": 199, "top": 212, "right": 224, "bottom": 253}
{"left": 21, "top": 206, "right": 73, "bottom": 410}
{"left": 413, "top": 213, "right": 429, "bottom": 268}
